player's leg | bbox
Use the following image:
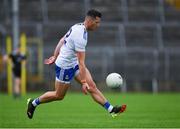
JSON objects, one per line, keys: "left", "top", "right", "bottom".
{"left": 14, "top": 77, "right": 21, "bottom": 98}
{"left": 75, "top": 68, "right": 126, "bottom": 115}
{"left": 75, "top": 69, "right": 107, "bottom": 105}
{"left": 27, "top": 81, "right": 70, "bottom": 119}
{"left": 75, "top": 68, "right": 113, "bottom": 112}
{"left": 13, "top": 69, "right": 21, "bottom": 98}
{"left": 37, "top": 81, "right": 70, "bottom": 103}
{"left": 27, "top": 65, "right": 72, "bottom": 119}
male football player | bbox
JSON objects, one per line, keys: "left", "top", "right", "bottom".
{"left": 3, "top": 46, "right": 26, "bottom": 98}
{"left": 27, "top": 9, "right": 126, "bottom": 119}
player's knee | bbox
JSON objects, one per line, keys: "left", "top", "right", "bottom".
{"left": 89, "top": 81, "right": 96, "bottom": 88}
{"left": 54, "top": 94, "right": 65, "bottom": 100}
{"left": 88, "top": 83, "right": 97, "bottom": 93}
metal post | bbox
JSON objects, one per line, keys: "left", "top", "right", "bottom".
{"left": 121, "top": 0, "right": 128, "bottom": 23}
{"left": 122, "top": 49, "right": 127, "bottom": 93}
{"left": 152, "top": 50, "right": 159, "bottom": 93}
{"left": 121, "top": 79, "right": 127, "bottom": 93}
{"left": 165, "top": 50, "right": 170, "bottom": 81}
{"left": 152, "top": 78, "right": 158, "bottom": 94}
{"left": 118, "top": 24, "right": 126, "bottom": 48}
{"left": 158, "top": 0, "right": 165, "bottom": 24}
{"left": 156, "top": 24, "right": 164, "bottom": 51}
{"left": 12, "top": 0, "right": 19, "bottom": 50}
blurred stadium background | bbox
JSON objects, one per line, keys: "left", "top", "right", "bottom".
{"left": 0, "top": 0, "right": 180, "bottom": 94}
{"left": 1, "top": 0, "right": 180, "bottom": 128}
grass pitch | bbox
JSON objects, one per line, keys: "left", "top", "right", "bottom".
{"left": 0, "top": 92, "right": 180, "bottom": 128}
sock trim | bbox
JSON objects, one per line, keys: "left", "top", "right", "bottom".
{"left": 103, "top": 101, "right": 113, "bottom": 113}
{"left": 108, "top": 105, "right": 113, "bottom": 112}
{"left": 104, "top": 101, "right": 110, "bottom": 109}
{"left": 32, "top": 98, "right": 40, "bottom": 107}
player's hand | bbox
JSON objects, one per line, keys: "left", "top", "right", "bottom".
{"left": 44, "top": 56, "right": 56, "bottom": 65}
{"left": 2, "top": 55, "right": 8, "bottom": 63}
{"left": 82, "top": 83, "right": 90, "bottom": 95}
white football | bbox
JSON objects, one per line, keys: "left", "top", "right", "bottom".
{"left": 106, "top": 73, "right": 123, "bottom": 88}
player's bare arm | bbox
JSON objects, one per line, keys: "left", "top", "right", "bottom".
{"left": 76, "top": 51, "right": 90, "bottom": 94}
{"left": 44, "top": 36, "right": 65, "bottom": 65}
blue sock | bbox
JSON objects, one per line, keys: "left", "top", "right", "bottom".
{"left": 103, "top": 101, "right": 113, "bottom": 113}
{"left": 32, "top": 98, "right": 40, "bottom": 107}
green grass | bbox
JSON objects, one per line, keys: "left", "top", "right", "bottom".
{"left": 0, "top": 92, "right": 180, "bottom": 128}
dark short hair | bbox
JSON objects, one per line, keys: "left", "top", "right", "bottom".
{"left": 86, "top": 9, "right": 102, "bottom": 18}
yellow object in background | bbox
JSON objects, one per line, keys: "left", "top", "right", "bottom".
{"left": 20, "top": 33, "right": 27, "bottom": 96}
{"left": 6, "top": 36, "right": 13, "bottom": 95}
{"left": 166, "top": 0, "right": 180, "bottom": 9}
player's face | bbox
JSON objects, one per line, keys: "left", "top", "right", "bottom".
{"left": 16, "top": 48, "right": 20, "bottom": 53}
{"left": 89, "top": 17, "right": 101, "bottom": 30}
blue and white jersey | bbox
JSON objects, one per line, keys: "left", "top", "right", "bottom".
{"left": 55, "top": 23, "right": 88, "bottom": 69}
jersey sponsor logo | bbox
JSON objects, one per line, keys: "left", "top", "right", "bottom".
{"left": 65, "top": 75, "right": 69, "bottom": 80}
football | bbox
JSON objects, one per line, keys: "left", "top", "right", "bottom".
{"left": 106, "top": 73, "right": 123, "bottom": 88}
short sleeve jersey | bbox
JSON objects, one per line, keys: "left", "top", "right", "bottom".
{"left": 9, "top": 52, "right": 26, "bottom": 71}
{"left": 55, "top": 23, "right": 88, "bottom": 68}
